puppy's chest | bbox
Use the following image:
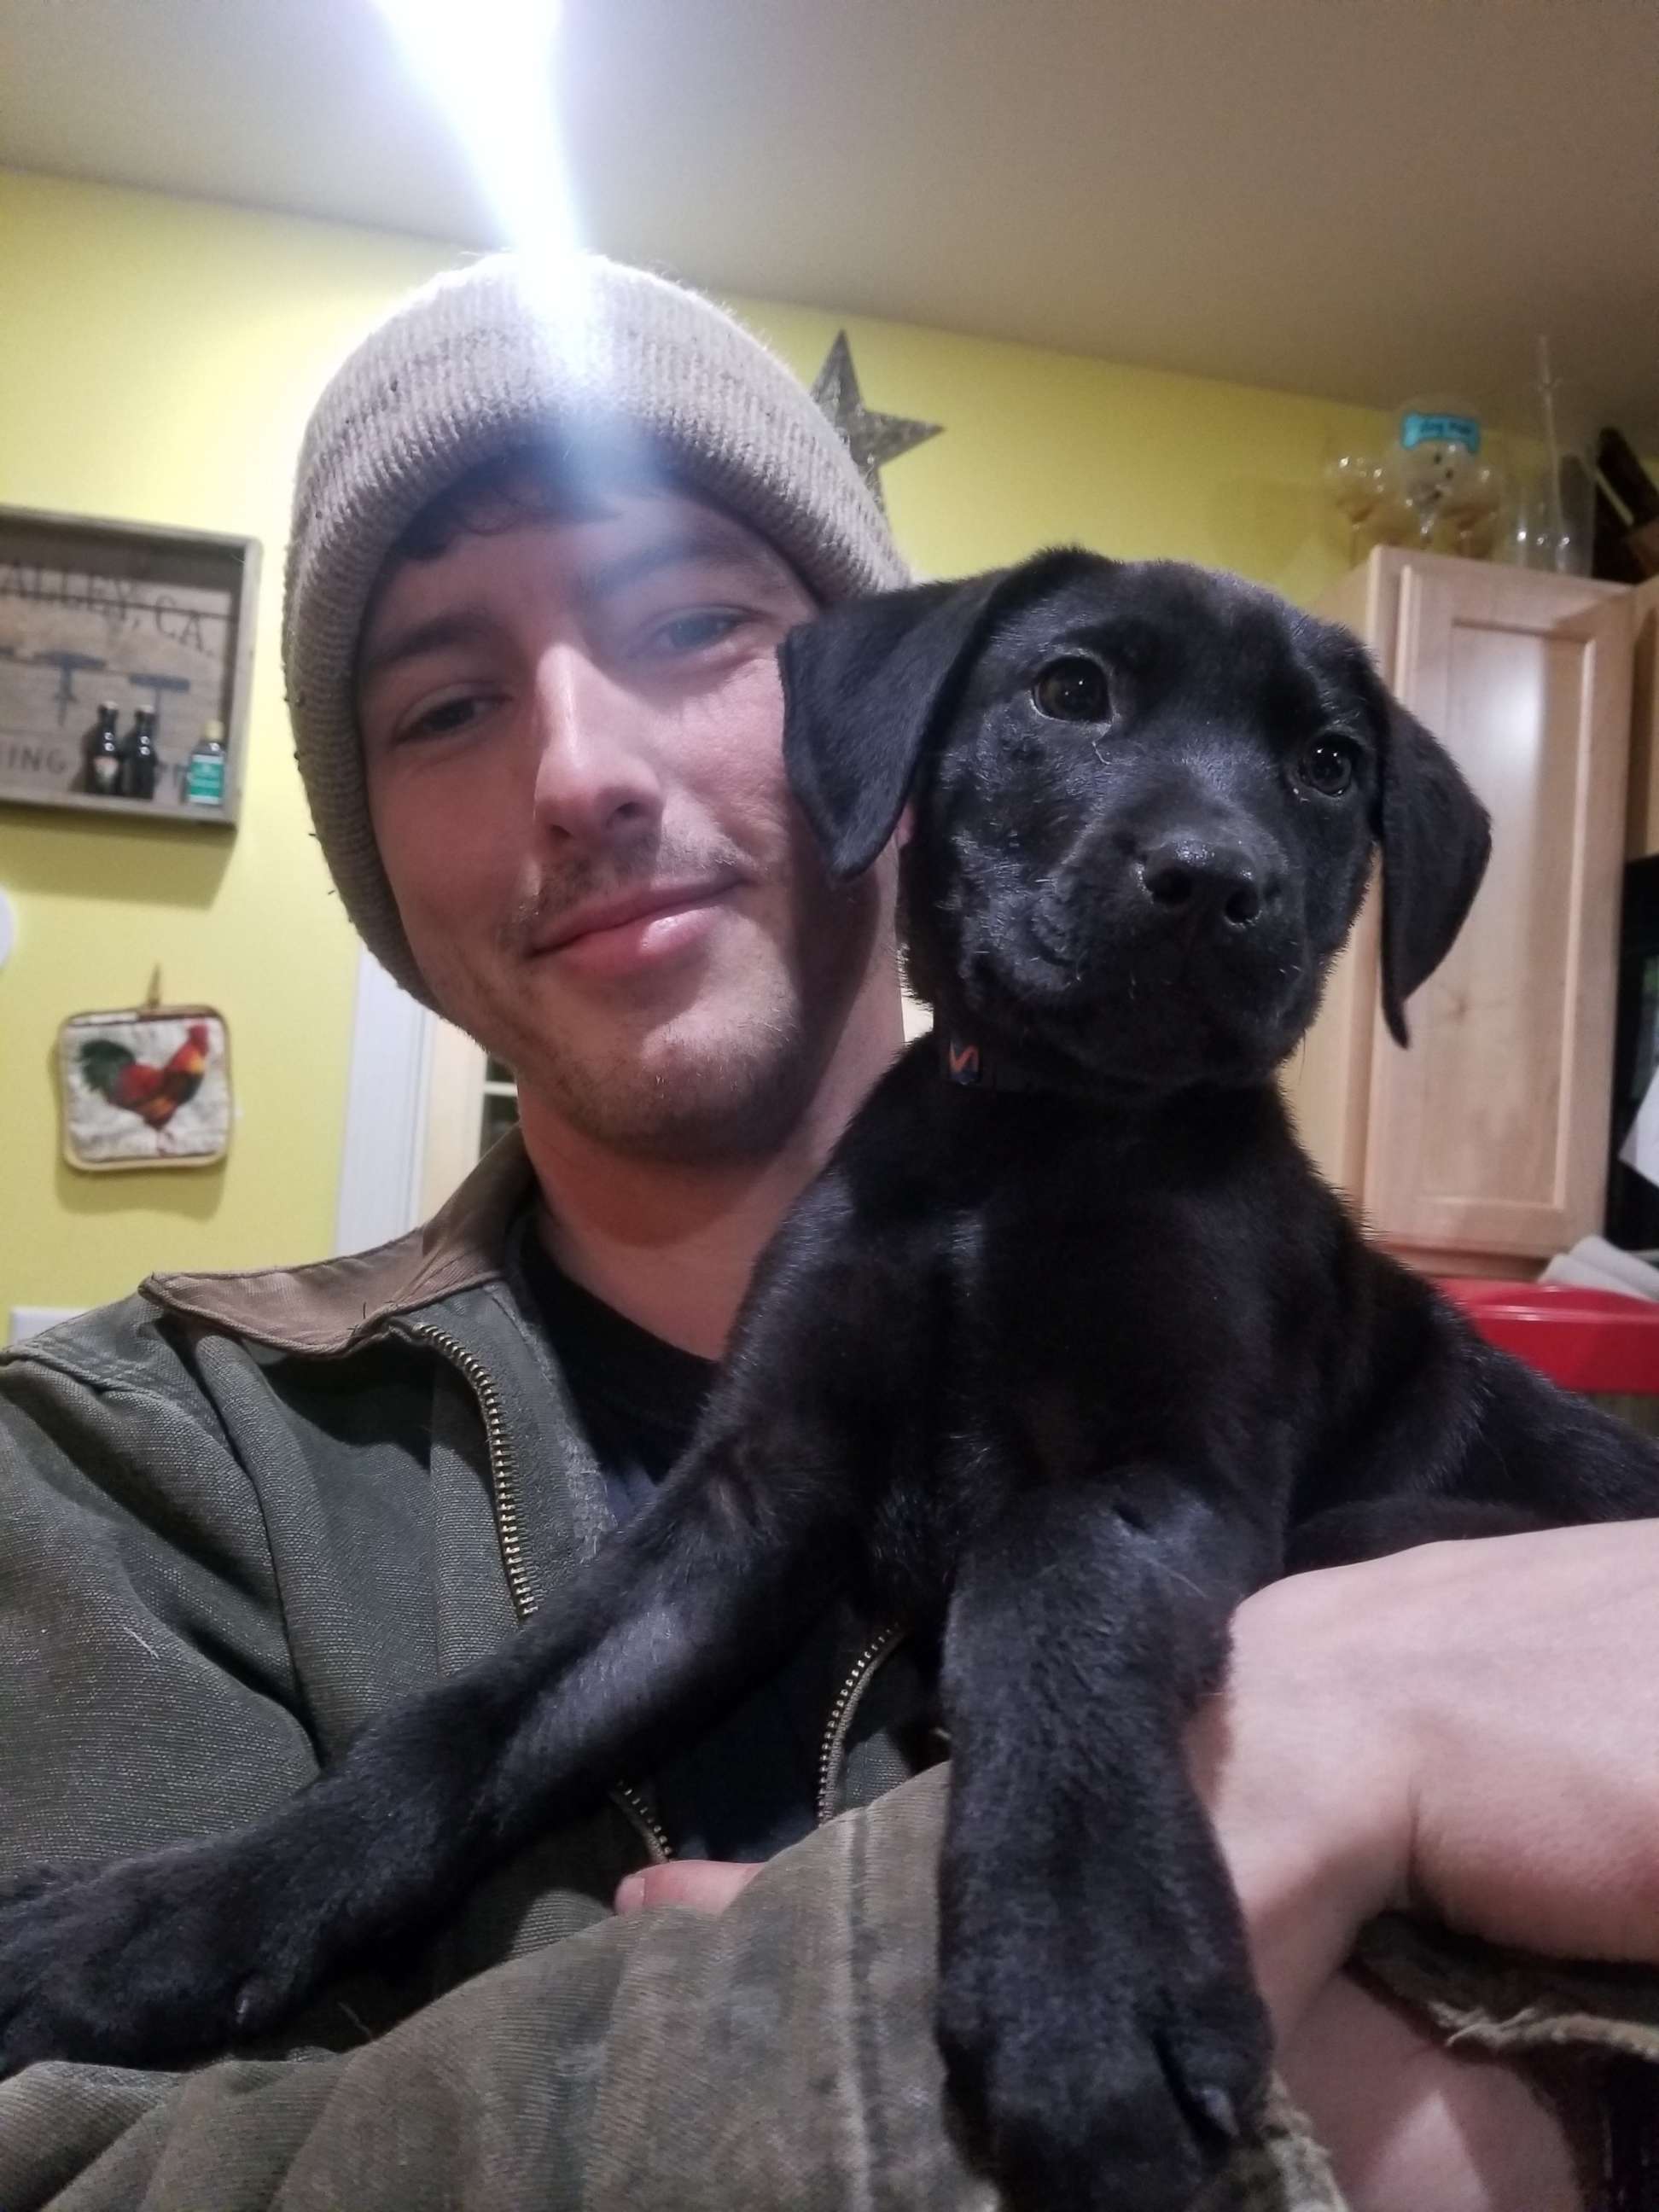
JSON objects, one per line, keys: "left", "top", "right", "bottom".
{"left": 940, "top": 1146, "right": 1277, "bottom": 1455}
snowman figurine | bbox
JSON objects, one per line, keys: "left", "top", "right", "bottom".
{"left": 1386, "top": 402, "right": 1505, "bottom": 558}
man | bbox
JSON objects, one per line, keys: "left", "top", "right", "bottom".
{"left": 3, "top": 253, "right": 1656, "bottom": 2212}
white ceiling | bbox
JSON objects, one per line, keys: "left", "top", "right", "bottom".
{"left": 4, "top": 0, "right": 1657, "bottom": 444}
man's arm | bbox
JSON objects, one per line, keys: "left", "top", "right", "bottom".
{"left": 0, "top": 1344, "right": 983, "bottom": 2210}
{"left": 1, "top": 1767, "right": 987, "bottom": 2212}
{"left": 1192, "top": 1526, "right": 1659, "bottom": 2212}
{"left": 616, "top": 1861, "right": 1588, "bottom": 2211}
{"left": 1196, "top": 1526, "right": 1659, "bottom": 2024}
{"left": 0, "top": 1347, "right": 318, "bottom": 1873}
{"left": 1280, "top": 1969, "right": 1586, "bottom": 2212}
{"left": 632, "top": 1524, "right": 1659, "bottom": 2212}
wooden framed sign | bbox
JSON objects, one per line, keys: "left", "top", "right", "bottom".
{"left": 0, "top": 505, "right": 259, "bottom": 828}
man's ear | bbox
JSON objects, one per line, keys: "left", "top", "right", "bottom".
{"left": 1377, "top": 700, "right": 1492, "bottom": 1047}
{"left": 777, "top": 570, "right": 1015, "bottom": 881}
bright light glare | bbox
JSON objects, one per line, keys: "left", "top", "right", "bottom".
{"left": 375, "top": 0, "right": 580, "bottom": 271}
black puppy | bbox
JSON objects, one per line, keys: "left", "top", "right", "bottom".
{"left": 3, "top": 551, "right": 1656, "bottom": 2212}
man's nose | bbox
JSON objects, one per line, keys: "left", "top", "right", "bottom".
{"left": 528, "top": 648, "right": 665, "bottom": 844}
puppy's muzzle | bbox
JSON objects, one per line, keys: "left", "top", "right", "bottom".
{"left": 1136, "top": 831, "right": 1284, "bottom": 935}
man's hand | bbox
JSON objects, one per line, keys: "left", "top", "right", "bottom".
{"left": 614, "top": 1861, "right": 764, "bottom": 1916}
{"left": 1188, "top": 1519, "right": 1659, "bottom": 2212}
{"left": 1192, "top": 1519, "right": 1659, "bottom": 2041}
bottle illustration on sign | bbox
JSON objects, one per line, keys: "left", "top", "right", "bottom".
{"left": 121, "top": 706, "right": 160, "bottom": 801}
{"left": 84, "top": 701, "right": 124, "bottom": 796}
{"left": 184, "top": 719, "right": 227, "bottom": 807}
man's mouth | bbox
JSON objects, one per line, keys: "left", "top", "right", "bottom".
{"left": 529, "top": 879, "right": 741, "bottom": 979}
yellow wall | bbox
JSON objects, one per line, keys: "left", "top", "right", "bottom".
{"left": 0, "top": 166, "right": 1387, "bottom": 1316}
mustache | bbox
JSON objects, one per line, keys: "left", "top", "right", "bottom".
{"left": 498, "top": 832, "right": 755, "bottom": 956}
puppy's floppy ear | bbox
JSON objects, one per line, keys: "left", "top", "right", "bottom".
{"left": 1377, "top": 699, "right": 1491, "bottom": 1048}
{"left": 778, "top": 569, "right": 1014, "bottom": 881}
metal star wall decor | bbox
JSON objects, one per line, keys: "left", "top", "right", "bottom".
{"left": 810, "top": 331, "right": 942, "bottom": 514}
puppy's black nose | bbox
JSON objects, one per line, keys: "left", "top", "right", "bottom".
{"left": 1138, "top": 836, "right": 1276, "bottom": 929}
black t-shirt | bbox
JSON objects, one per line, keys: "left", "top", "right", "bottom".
{"left": 521, "top": 1233, "right": 838, "bottom": 1862}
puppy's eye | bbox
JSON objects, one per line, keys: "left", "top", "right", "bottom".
{"left": 1032, "top": 657, "right": 1110, "bottom": 722}
{"left": 1297, "top": 738, "right": 1356, "bottom": 796}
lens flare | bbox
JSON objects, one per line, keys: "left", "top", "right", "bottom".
{"left": 375, "top": 0, "right": 581, "bottom": 283}
{"left": 374, "top": 0, "right": 655, "bottom": 472}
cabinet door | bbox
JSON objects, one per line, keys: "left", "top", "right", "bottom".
{"left": 1363, "top": 564, "right": 1633, "bottom": 1259}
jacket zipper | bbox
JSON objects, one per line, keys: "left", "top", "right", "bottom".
{"left": 409, "top": 1330, "right": 911, "bottom": 1852}
{"left": 410, "top": 1324, "right": 533, "bottom": 1621}
{"left": 816, "top": 1623, "right": 908, "bottom": 1827}
{"left": 407, "top": 1320, "right": 673, "bottom": 1865}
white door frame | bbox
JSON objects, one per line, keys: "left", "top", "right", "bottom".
{"left": 335, "top": 948, "right": 501, "bottom": 1254}
{"left": 333, "top": 948, "right": 437, "bottom": 1255}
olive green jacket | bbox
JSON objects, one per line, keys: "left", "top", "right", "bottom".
{"left": 2, "top": 1132, "right": 1655, "bottom": 2210}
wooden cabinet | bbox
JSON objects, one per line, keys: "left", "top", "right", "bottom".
{"left": 1286, "top": 548, "right": 1634, "bottom": 1275}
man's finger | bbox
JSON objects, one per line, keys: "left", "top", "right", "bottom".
{"left": 614, "top": 1860, "right": 764, "bottom": 1916}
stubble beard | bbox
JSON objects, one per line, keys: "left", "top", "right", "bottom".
{"left": 457, "top": 868, "right": 890, "bottom": 1169}
{"left": 509, "top": 977, "right": 828, "bottom": 1165}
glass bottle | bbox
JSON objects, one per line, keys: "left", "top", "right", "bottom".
{"left": 84, "top": 701, "right": 124, "bottom": 796}
{"left": 184, "top": 719, "right": 227, "bottom": 807}
{"left": 121, "top": 707, "right": 159, "bottom": 801}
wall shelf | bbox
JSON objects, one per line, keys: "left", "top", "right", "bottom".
{"left": 0, "top": 504, "right": 259, "bottom": 830}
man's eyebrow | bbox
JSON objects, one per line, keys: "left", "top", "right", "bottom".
{"left": 573, "top": 516, "right": 792, "bottom": 604}
{"left": 358, "top": 518, "right": 792, "bottom": 688}
{"left": 358, "top": 610, "right": 500, "bottom": 689}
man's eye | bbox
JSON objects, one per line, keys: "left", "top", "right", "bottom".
{"left": 650, "top": 610, "right": 744, "bottom": 657}
{"left": 400, "top": 693, "right": 493, "bottom": 743}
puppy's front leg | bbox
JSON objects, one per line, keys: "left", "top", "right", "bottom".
{"left": 936, "top": 1475, "right": 1274, "bottom": 2212}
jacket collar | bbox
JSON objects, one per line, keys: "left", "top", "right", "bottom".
{"left": 141, "top": 1129, "right": 537, "bottom": 1356}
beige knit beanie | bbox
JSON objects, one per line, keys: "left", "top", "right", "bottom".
{"left": 283, "top": 252, "right": 910, "bottom": 1005}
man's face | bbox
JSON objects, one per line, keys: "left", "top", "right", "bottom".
{"left": 358, "top": 476, "right": 896, "bottom": 1162}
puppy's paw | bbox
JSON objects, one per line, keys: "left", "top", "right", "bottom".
{"left": 0, "top": 1836, "right": 314, "bottom": 2077}
{"left": 0, "top": 1860, "right": 96, "bottom": 1910}
{"left": 937, "top": 1900, "right": 1269, "bottom": 2212}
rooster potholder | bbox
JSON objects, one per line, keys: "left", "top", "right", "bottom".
{"left": 58, "top": 1005, "right": 231, "bottom": 1173}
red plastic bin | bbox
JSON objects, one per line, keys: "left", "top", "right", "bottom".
{"left": 1438, "top": 1278, "right": 1659, "bottom": 1406}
